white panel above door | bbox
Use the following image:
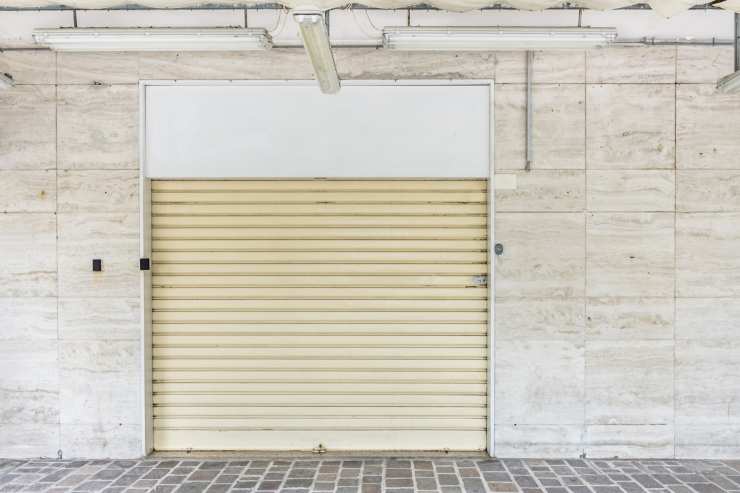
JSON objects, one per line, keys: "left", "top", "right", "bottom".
{"left": 144, "top": 82, "right": 490, "bottom": 178}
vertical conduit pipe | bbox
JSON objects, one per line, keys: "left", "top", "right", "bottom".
{"left": 525, "top": 50, "right": 534, "bottom": 171}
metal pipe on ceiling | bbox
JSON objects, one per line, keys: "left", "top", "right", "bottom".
{"left": 0, "top": 2, "right": 725, "bottom": 10}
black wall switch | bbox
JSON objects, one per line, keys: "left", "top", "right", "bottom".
{"left": 92, "top": 259, "right": 102, "bottom": 272}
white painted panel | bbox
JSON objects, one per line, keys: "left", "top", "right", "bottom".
{"left": 329, "top": 10, "right": 406, "bottom": 46}
{"left": 581, "top": 10, "right": 734, "bottom": 41}
{"left": 411, "top": 10, "right": 580, "bottom": 27}
{"left": 145, "top": 83, "right": 490, "bottom": 178}
{"left": 0, "top": 11, "right": 73, "bottom": 47}
{"left": 77, "top": 9, "right": 245, "bottom": 28}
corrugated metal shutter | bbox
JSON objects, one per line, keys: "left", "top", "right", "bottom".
{"left": 151, "top": 180, "right": 489, "bottom": 451}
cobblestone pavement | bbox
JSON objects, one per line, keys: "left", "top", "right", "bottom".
{"left": 1, "top": 457, "right": 739, "bottom": 493}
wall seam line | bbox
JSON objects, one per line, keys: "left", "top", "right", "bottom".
{"left": 54, "top": 50, "right": 61, "bottom": 458}
{"left": 673, "top": 45, "right": 679, "bottom": 459}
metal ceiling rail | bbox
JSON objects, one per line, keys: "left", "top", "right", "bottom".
{"left": 0, "top": 1, "right": 725, "bottom": 10}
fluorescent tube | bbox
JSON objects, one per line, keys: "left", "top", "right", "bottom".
{"left": 33, "top": 27, "right": 272, "bottom": 52}
{"left": 0, "top": 73, "right": 14, "bottom": 90}
{"left": 717, "top": 70, "right": 740, "bottom": 94}
{"left": 383, "top": 26, "right": 617, "bottom": 51}
{"left": 294, "top": 11, "right": 340, "bottom": 94}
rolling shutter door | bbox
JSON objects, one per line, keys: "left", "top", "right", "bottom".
{"left": 151, "top": 180, "right": 489, "bottom": 451}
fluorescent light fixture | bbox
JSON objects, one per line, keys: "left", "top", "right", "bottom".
{"left": 383, "top": 26, "right": 618, "bottom": 51}
{"left": 0, "top": 73, "right": 15, "bottom": 90}
{"left": 717, "top": 70, "right": 740, "bottom": 94}
{"left": 294, "top": 11, "right": 340, "bottom": 94}
{"left": 33, "top": 27, "right": 272, "bottom": 52}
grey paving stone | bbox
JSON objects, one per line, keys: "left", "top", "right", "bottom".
{"left": 284, "top": 478, "right": 313, "bottom": 488}
{"left": 688, "top": 484, "right": 726, "bottom": 493}
{"left": 40, "top": 470, "right": 72, "bottom": 483}
{"left": 336, "top": 487, "right": 359, "bottom": 493}
{"left": 153, "top": 486, "right": 178, "bottom": 493}
{"left": 131, "top": 479, "right": 159, "bottom": 489}
{"left": 204, "top": 485, "right": 229, "bottom": 493}
{"left": 74, "top": 480, "right": 112, "bottom": 490}
{"left": 387, "top": 478, "right": 414, "bottom": 488}
{"left": 593, "top": 487, "right": 622, "bottom": 493}
{"left": 568, "top": 486, "right": 594, "bottom": 493}
{"left": 541, "top": 478, "right": 563, "bottom": 487}
{"left": 174, "top": 483, "right": 213, "bottom": 493}
{"left": 462, "top": 478, "right": 487, "bottom": 493}
{"left": 417, "top": 477, "right": 438, "bottom": 490}
{"left": 188, "top": 470, "right": 219, "bottom": 481}
{"left": 515, "top": 476, "right": 539, "bottom": 488}
{"left": 438, "top": 474, "right": 461, "bottom": 486}
{"left": 489, "top": 482, "right": 518, "bottom": 492}
{"left": 621, "top": 481, "right": 647, "bottom": 493}
{"left": 387, "top": 469, "right": 413, "bottom": 479}
{"left": 634, "top": 475, "right": 664, "bottom": 489}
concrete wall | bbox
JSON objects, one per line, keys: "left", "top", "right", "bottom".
{"left": 1, "top": 45, "right": 739, "bottom": 459}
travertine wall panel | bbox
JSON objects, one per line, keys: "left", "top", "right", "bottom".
{"left": 677, "top": 170, "right": 740, "bottom": 212}
{"left": 586, "top": 46, "right": 676, "bottom": 84}
{"left": 57, "top": 84, "right": 138, "bottom": 170}
{"left": 0, "top": 170, "right": 56, "bottom": 212}
{"left": 494, "top": 84, "right": 585, "bottom": 170}
{"left": 675, "top": 339, "right": 740, "bottom": 425}
{"left": 677, "top": 213, "right": 740, "bottom": 297}
{"left": 495, "top": 213, "right": 585, "bottom": 298}
{"left": 59, "top": 340, "right": 141, "bottom": 426}
{"left": 586, "top": 213, "right": 675, "bottom": 297}
{"left": 0, "top": 214, "right": 57, "bottom": 297}
{"left": 1, "top": 44, "right": 739, "bottom": 459}
{"left": 587, "top": 170, "right": 675, "bottom": 212}
{"left": 0, "top": 340, "right": 59, "bottom": 429}
{"left": 586, "top": 84, "right": 675, "bottom": 169}
{"left": 676, "top": 45, "right": 734, "bottom": 84}
{"left": 492, "top": 51, "right": 585, "bottom": 84}
{"left": 496, "top": 340, "right": 585, "bottom": 425}
{"left": 0, "top": 298, "right": 57, "bottom": 340}
{"left": 0, "top": 85, "right": 56, "bottom": 170}
{"left": 57, "top": 169, "right": 139, "bottom": 213}
{"left": 495, "top": 425, "right": 583, "bottom": 458}
{"left": 585, "top": 340, "right": 674, "bottom": 425}
{"left": 0, "top": 50, "right": 56, "bottom": 84}
{"left": 676, "top": 84, "right": 740, "bottom": 169}
{"left": 58, "top": 52, "right": 140, "bottom": 84}
{"left": 494, "top": 170, "right": 585, "bottom": 212}
{"left": 676, "top": 298, "right": 740, "bottom": 340}
{"left": 138, "top": 49, "right": 315, "bottom": 80}
{"left": 57, "top": 213, "right": 139, "bottom": 298}
{"left": 585, "top": 297, "right": 674, "bottom": 340}
{"left": 585, "top": 425, "right": 674, "bottom": 459}
{"left": 335, "top": 49, "right": 495, "bottom": 79}
{"left": 495, "top": 298, "right": 584, "bottom": 341}
{"left": 59, "top": 298, "right": 141, "bottom": 340}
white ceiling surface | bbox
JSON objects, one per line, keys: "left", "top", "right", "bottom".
{"left": 4, "top": 0, "right": 740, "bottom": 17}
{"left": 0, "top": 8, "right": 733, "bottom": 47}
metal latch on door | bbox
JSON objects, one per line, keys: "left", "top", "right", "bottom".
{"left": 471, "top": 275, "right": 488, "bottom": 286}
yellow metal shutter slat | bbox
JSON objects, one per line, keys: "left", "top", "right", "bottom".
{"left": 151, "top": 179, "right": 488, "bottom": 452}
